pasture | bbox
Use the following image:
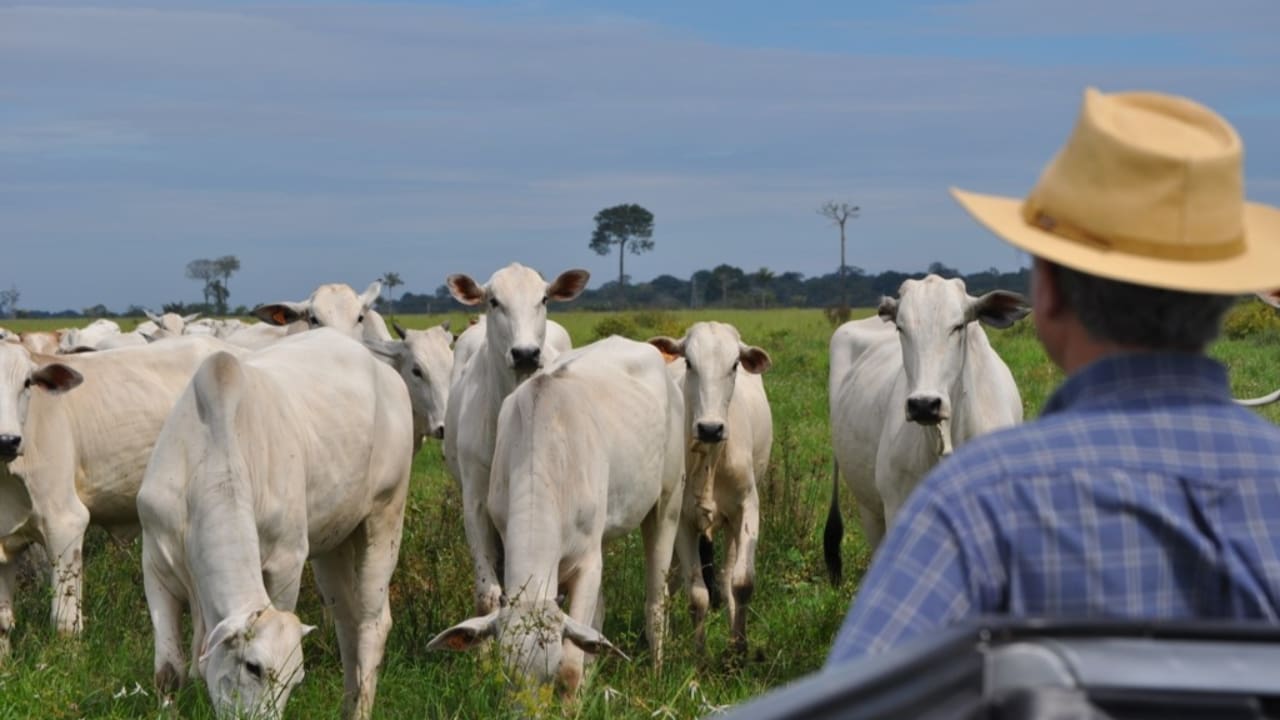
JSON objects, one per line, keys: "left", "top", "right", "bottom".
{"left": 2, "top": 305, "right": 1280, "bottom": 718}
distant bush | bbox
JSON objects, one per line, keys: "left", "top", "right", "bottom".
{"left": 592, "top": 310, "right": 689, "bottom": 342}
{"left": 1222, "top": 298, "right": 1280, "bottom": 340}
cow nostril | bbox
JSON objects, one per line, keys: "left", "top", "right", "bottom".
{"left": 0, "top": 434, "right": 21, "bottom": 457}
{"left": 432, "top": 425, "right": 445, "bottom": 440}
{"left": 905, "top": 397, "right": 943, "bottom": 424}
{"left": 510, "top": 347, "right": 541, "bottom": 368}
{"left": 695, "top": 422, "right": 725, "bottom": 443}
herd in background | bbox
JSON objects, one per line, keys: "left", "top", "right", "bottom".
{"left": 0, "top": 263, "right": 1036, "bottom": 718}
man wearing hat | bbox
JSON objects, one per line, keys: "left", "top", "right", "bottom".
{"left": 827, "top": 88, "right": 1280, "bottom": 663}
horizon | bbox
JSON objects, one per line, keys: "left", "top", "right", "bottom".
{"left": 5, "top": 1, "right": 1276, "bottom": 311}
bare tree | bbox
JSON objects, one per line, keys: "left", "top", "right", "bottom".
{"left": 818, "top": 201, "right": 860, "bottom": 308}
{"left": 0, "top": 285, "right": 18, "bottom": 319}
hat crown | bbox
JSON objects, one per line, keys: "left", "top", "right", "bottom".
{"left": 1023, "top": 88, "right": 1246, "bottom": 259}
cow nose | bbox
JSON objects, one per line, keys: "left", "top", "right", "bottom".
{"left": 695, "top": 422, "right": 725, "bottom": 443}
{"left": 905, "top": 396, "right": 943, "bottom": 425}
{"left": 510, "top": 346, "right": 541, "bottom": 370}
{"left": 0, "top": 434, "right": 21, "bottom": 459}
{"left": 431, "top": 425, "right": 445, "bottom": 440}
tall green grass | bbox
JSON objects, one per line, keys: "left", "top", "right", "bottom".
{"left": 1, "top": 307, "right": 1278, "bottom": 718}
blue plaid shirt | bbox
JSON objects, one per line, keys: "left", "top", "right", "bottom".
{"left": 827, "top": 352, "right": 1280, "bottom": 665}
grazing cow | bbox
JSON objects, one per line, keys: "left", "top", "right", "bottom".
{"left": 144, "top": 311, "right": 201, "bottom": 339}
{"left": 138, "top": 329, "right": 413, "bottom": 720}
{"left": 429, "top": 336, "right": 684, "bottom": 693}
{"left": 365, "top": 321, "right": 455, "bottom": 449}
{"left": 19, "top": 331, "right": 61, "bottom": 356}
{"left": 649, "top": 322, "right": 773, "bottom": 654}
{"left": 58, "top": 318, "right": 121, "bottom": 353}
{"left": 824, "top": 275, "right": 1028, "bottom": 584}
{"left": 252, "top": 281, "right": 382, "bottom": 341}
{"left": 0, "top": 337, "right": 238, "bottom": 654}
{"left": 443, "top": 264, "right": 589, "bottom": 616}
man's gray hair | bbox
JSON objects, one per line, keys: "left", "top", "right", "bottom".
{"left": 1052, "top": 263, "right": 1236, "bottom": 351}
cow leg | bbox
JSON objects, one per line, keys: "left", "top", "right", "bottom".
{"left": 189, "top": 601, "right": 205, "bottom": 684}
{"left": 0, "top": 555, "right": 17, "bottom": 660}
{"left": 559, "top": 554, "right": 603, "bottom": 695}
{"left": 856, "top": 504, "right": 886, "bottom": 551}
{"left": 143, "top": 541, "right": 186, "bottom": 700}
{"left": 641, "top": 489, "right": 681, "bottom": 669}
{"left": 461, "top": 465, "right": 502, "bottom": 616}
{"left": 674, "top": 513, "right": 709, "bottom": 654}
{"left": 726, "top": 486, "right": 759, "bottom": 655}
{"left": 312, "top": 543, "right": 363, "bottom": 718}
{"left": 42, "top": 504, "right": 90, "bottom": 635}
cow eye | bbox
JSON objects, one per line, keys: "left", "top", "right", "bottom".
{"left": 23, "top": 378, "right": 32, "bottom": 390}
{"left": 731, "top": 360, "right": 740, "bottom": 373}
{"left": 684, "top": 358, "right": 692, "bottom": 371}
{"left": 951, "top": 324, "right": 965, "bottom": 334}
{"left": 489, "top": 298, "right": 500, "bottom": 309}
{"left": 894, "top": 324, "right": 903, "bottom": 334}
{"left": 245, "top": 661, "right": 264, "bottom": 680}
{"left": 308, "top": 316, "right": 321, "bottom": 327}
{"left": 358, "top": 314, "right": 365, "bottom": 323}
{"left": 412, "top": 367, "right": 424, "bottom": 379}
{"left": 540, "top": 295, "right": 548, "bottom": 306}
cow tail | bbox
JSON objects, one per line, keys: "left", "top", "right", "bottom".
{"left": 823, "top": 457, "right": 844, "bottom": 587}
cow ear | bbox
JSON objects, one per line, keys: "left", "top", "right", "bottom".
{"left": 547, "top": 270, "right": 590, "bottom": 303}
{"left": 252, "top": 302, "right": 307, "bottom": 327}
{"left": 738, "top": 344, "right": 772, "bottom": 374}
{"left": 439, "top": 320, "right": 451, "bottom": 334}
{"left": 182, "top": 313, "right": 202, "bottom": 323}
{"left": 199, "top": 612, "right": 251, "bottom": 667}
{"left": 32, "top": 364, "right": 83, "bottom": 394}
{"left": 876, "top": 296, "right": 898, "bottom": 323}
{"left": 392, "top": 321, "right": 408, "bottom": 340}
{"left": 358, "top": 281, "right": 382, "bottom": 311}
{"left": 144, "top": 310, "right": 163, "bottom": 324}
{"left": 362, "top": 338, "right": 405, "bottom": 365}
{"left": 968, "top": 291, "right": 1030, "bottom": 329}
{"left": 647, "top": 336, "right": 684, "bottom": 361}
{"left": 447, "top": 275, "right": 486, "bottom": 306}
{"left": 562, "top": 615, "right": 629, "bottom": 660}
{"left": 427, "top": 612, "right": 499, "bottom": 652}
{"left": 1257, "top": 290, "right": 1280, "bottom": 310}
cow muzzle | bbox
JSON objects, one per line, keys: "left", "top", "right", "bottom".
{"left": 431, "top": 424, "right": 445, "bottom": 440}
{"left": 509, "top": 346, "right": 541, "bottom": 373}
{"left": 695, "top": 421, "right": 725, "bottom": 444}
{"left": 0, "top": 434, "right": 21, "bottom": 461}
{"left": 905, "top": 395, "right": 945, "bottom": 426}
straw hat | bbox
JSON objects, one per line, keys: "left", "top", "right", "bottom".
{"left": 952, "top": 87, "right": 1280, "bottom": 294}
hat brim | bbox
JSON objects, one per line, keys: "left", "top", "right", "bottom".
{"left": 951, "top": 188, "right": 1280, "bottom": 294}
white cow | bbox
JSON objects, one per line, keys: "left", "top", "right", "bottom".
{"left": 58, "top": 318, "right": 122, "bottom": 353}
{"left": 648, "top": 322, "right": 773, "bottom": 654}
{"left": 139, "top": 329, "right": 413, "bottom": 720}
{"left": 0, "top": 337, "right": 239, "bottom": 654}
{"left": 0, "top": 328, "right": 17, "bottom": 344}
{"left": 251, "top": 281, "right": 382, "bottom": 341}
{"left": 448, "top": 315, "right": 573, "bottom": 390}
{"left": 365, "top": 320, "right": 455, "bottom": 450}
{"left": 429, "top": 336, "right": 684, "bottom": 693}
{"left": 144, "top": 311, "right": 201, "bottom": 339}
{"left": 824, "top": 275, "right": 1028, "bottom": 583}
{"left": 224, "top": 322, "right": 292, "bottom": 350}
{"left": 443, "top": 263, "right": 589, "bottom": 616}
{"left": 19, "top": 331, "right": 61, "bottom": 356}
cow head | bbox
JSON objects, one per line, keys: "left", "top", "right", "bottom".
{"left": 0, "top": 343, "right": 83, "bottom": 463}
{"left": 649, "top": 322, "right": 770, "bottom": 444}
{"left": 252, "top": 281, "right": 382, "bottom": 341}
{"left": 428, "top": 598, "right": 623, "bottom": 693}
{"left": 878, "top": 275, "right": 1028, "bottom": 426}
{"left": 446, "top": 264, "right": 589, "bottom": 377}
{"left": 366, "top": 322, "right": 454, "bottom": 440}
{"left": 198, "top": 606, "right": 315, "bottom": 720}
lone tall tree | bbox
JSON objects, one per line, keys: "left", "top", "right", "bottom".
{"left": 590, "top": 203, "right": 654, "bottom": 307}
{"left": 818, "top": 201, "right": 860, "bottom": 308}
{"left": 213, "top": 255, "right": 240, "bottom": 314}
{"left": 380, "top": 271, "right": 404, "bottom": 315}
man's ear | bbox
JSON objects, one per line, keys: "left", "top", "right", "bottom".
{"left": 968, "top": 290, "right": 1031, "bottom": 329}
{"left": 447, "top": 275, "right": 486, "bottom": 306}
{"left": 252, "top": 302, "right": 308, "bottom": 327}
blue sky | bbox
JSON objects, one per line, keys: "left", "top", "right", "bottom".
{"left": 3, "top": 0, "right": 1278, "bottom": 311}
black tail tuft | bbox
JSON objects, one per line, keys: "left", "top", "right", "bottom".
{"left": 699, "top": 534, "right": 723, "bottom": 610}
{"left": 823, "top": 458, "right": 844, "bottom": 587}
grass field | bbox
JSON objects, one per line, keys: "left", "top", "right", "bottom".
{"left": 1, "top": 306, "right": 1279, "bottom": 719}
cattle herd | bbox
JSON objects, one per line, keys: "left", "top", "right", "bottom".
{"left": 0, "top": 264, "right": 1030, "bottom": 718}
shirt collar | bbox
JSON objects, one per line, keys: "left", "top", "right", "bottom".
{"left": 1041, "top": 352, "right": 1232, "bottom": 417}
